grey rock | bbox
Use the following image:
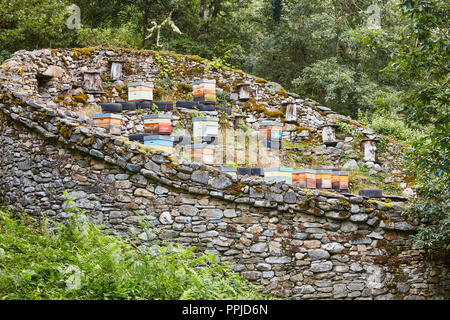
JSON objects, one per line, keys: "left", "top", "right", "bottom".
{"left": 310, "top": 261, "right": 333, "bottom": 272}
{"left": 308, "top": 249, "right": 330, "bottom": 260}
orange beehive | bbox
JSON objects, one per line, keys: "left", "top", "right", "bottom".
{"left": 338, "top": 172, "right": 349, "bottom": 190}
{"left": 193, "top": 79, "right": 216, "bottom": 104}
{"left": 321, "top": 170, "right": 332, "bottom": 189}
{"left": 92, "top": 114, "right": 121, "bottom": 135}
{"left": 305, "top": 169, "right": 316, "bottom": 189}
{"left": 331, "top": 170, "right": 341, "bottom": 190}
{"left": 292, "top": 169, "right": 307, "bottom": 188}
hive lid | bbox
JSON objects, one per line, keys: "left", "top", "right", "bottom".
{"left": 143, "top": 135, "right": 173, "bottom": 141}
{"left": 143, "top": 114, "right": 172, "bottom": 119}
{"left": 92, "top": 113, "right": 122, "bottom": 119}
{"left": 293, "top": 169, "right": 308, "bottom": 173}
{"left": 128, "top": 81, "right": 154, "bottom": 87}
{"left": 192, "top": 79, "right": 216, "bottom": 85}
{"left": 192, "top": 117, "right": 219, "bottom": 122}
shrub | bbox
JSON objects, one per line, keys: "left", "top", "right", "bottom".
{"left": 0, "top": 196, "right": 268, "bottom": 300}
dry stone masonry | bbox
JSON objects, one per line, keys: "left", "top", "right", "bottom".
{"left": 0, "top": 47, "right": 448, "bottom": 300}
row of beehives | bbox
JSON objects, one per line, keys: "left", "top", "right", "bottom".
{"left": 218, "top": 166, "right": 349, "bottom": 191}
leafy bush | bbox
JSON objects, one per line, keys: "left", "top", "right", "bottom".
{"left": 357, "top": 109, "right": 425, "bottom": 146}
{"left": 0, "top": 197, "right": 268, "bottom": 300}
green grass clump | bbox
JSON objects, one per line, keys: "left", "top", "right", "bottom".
{"left": 0, "top": 193, "right": 268, "bottom": 300}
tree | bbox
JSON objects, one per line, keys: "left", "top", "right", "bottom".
{"left": 381, "top": 0, "right": 449, "bottom": 252}
{"left": 0, "top": 0, "right": 74, "bottom": 62}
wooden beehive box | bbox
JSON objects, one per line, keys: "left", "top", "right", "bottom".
{"left": 186, "top": 144, "right": 215, "bottom": 165}
{"left": 292, "top": 169, "right": 307, "bottom": 188}
{"left": 259, "top": 121, "right": 283, "bottom": 142}
{"left": 284, "top": 103, "right": 298, "bottom": 122}
{"left": 192, "top": 117, "right": 219, "bottom": 137}
{"left": 144, "top": 114, "right": 172, "bottom": 135}
{"left": 92, "top": 114, "right": 121, "bottom": 135}
{"left": 315, "top": 169, "right": 333, "bottom": 189}
{"left": 237, "top": 82, "right": 251, "bottom": 101}
{"left": 143, "top": 135, "right": 173, "bottom": 153}
{"left": 338, "top": 171, "right": 349, "bottom": 191}
{"left": 128, "top": 81, "right": 154, "bottom": 102}
{"left": 83, "top": 70, "right": 103, "bottom": 93}
{"left": 331, "top": 169, "right": 341, "bottom": 190}
{"left": 305, "top": 169, "right": 317, "bottom": 189}
{"left": 192, "top": 79, "right": 216, "bottom": 104}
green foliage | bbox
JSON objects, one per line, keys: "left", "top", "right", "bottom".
{"left": 0, "top": 0, "right": 75, "bottom": 62}
{"left": 371, "top": 0, "right": 449, "bottom": 251}
{"left": 216, "top": 90, "right": 231, "bottom": 108}
{"left": 357, "top": 109, "right": 426, "bottom": 146}
{"left": 0, "top": 194, "right": 268, "bottom": 300}
{"left": 155, "top": 52, "right": 174, "bottom": 78}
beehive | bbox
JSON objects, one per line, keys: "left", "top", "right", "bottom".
{"left": 284, "top": 103, "right": 298, "bottom": 122}
{"left": 292, "top": 169, "right": 307, "bottom": 188}
{"left": 186, "top": 144, "right": 215, "bottom": 165}
{"left": 193, "top": 79, "right": 216, "bottom": 104}
{"left": 143, "top": 135, "right": 173, "bottom": 153}
{"left": 305, "top": 169, "right": 317, "bottom": 189}
{"left": 331, "top": 169, "right": 341, "bottom": 190}
{"left": 128, "top": 81, "right": 153, "bottom": 102}
{"left": 237, "top": 82, "right": 251, "bottom": 101}
{"left": 338, "top": 171, "right": 349, "bottom": 190}
{"left": 320, "top": 124, "right": 339, "bottom": 146}
{"left": 259, "top": 121, "right": 283, "bottom": 148}
{"left": 263, "top": 167, "right": 293, "bottom": 184}
{"left": 362, "top": 139, "right": 379, "bottom": 162}
{"left": 144, "top": 114, "right": 172, "bottom": 135}
{"left": 92, "top": 114, "right": 121, "bottom": 135}
{"left": 316, "top": 169, "right": 332, "bottom": 189}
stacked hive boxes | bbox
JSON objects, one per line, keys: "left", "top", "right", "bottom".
{"left": 193, "top": 79, "right": 216, "bottom": 104}
{"left": 92, "top": 114, "right": 122, "bottom": 135}
{"left": 188, "top": 117, "right": 219, "bottom": 164}
{"left": 143, "top": 135, "right": 173, "bottom": 153}
{"left": 143, "top": 114, "right": 173, "bottom": 153}
{"left": 128, "top": 82, "right": 153, "bottom": 102}
{"left": 259, "top": 121, "right": 283, "bottom": 150}
{"left": 144, "top": 114, "right": 172, "bottom": 135}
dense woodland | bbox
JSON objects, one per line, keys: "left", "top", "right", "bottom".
{"left": 0, "top": 0, "right": 448, "bottom": 287}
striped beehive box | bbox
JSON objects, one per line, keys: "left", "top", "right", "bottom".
{"left": 193, "top": 79, "right": 216, "bottom": 104}
{"left": 128, "top": 81, "right": 153, "bottom": 102}
{"left": 143, "top": 135, "right": 173, "bottom": 153}
{"left": 315, "top": 169, "right": 333, "bottom": 189}
{"left": 259, "top": 121, "right": 283, "bottom": 149}
{"left": 331, "top": 169, "right": 341, "bottom": 190}
{"left": 92, "top": 114, "right": 121, "bottom": 135}
{"left": 263, "top": 167, "right": 293, "bottom": 184}
{"left": 144, "top": 114, "right": 172, "bottom": 135}
{"left": 292, "top": 169, "right": 307, "bottom": 188}
{"left": 338, "top": 171, "right": 349, "bottom": 191}
{"left": 185, "top": 144, "right": 215, "bottom": 165}
{"left": 193, "top": 117, "right": 219, "bottom": 143}
{"left": 305, "top": 169, "right": 317, "bottom": 189}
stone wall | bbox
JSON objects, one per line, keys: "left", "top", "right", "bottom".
{"left": 0, "top": 48, "right": 448, "bottom": 299}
